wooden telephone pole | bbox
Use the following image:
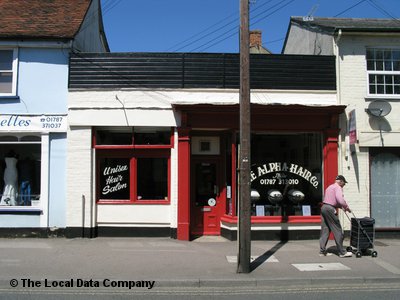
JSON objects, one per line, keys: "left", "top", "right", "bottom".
{"left": 237, "top": 0, "right": 251, "bottom": 274}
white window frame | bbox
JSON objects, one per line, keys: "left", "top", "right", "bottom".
{"left": 0, "top": 133, "right": 44, "bottom": 212}
{"left": 366, "top": 48, "right": 400, "bottom": 98}
{"left": 0, "top": 48, "right": 18, "bottom": 97}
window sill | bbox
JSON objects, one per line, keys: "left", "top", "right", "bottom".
{"left": 94, "top": 145, "right": 173, "bottom": 149}
{"left": 221, "top": 215, "right": 321, "bottom": 224}
{"left": 365, "top": 95, "right": 400, "bottom": 100}
{"left": 0, "top": 95, "right": 20, "bottom": 100}
{"left": 97, "top": 200, "right": 170, "bottom": 205}
{"left": 0, "top": 206, "right": 42, "bottom": 215}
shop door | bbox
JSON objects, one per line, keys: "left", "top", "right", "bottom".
{"left": 191, "top": 159, "right": 224, "bottom": 236}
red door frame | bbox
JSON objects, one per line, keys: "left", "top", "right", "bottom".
{"left": 190, "top": 156, "right": 225, "bottom": 236}
{"left": 177, "top": 127, "right": 191, "bottom": 240}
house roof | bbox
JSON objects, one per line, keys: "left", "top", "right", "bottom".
{"left": 0, "top": 0, "right": 92, "bottom": 39}
{"left": 290, "top": 17, "right": 400, "bottom": 33}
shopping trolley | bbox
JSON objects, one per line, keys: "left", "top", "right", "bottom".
{"left": 345, "top": 211, "right": 378, "bottom": 258}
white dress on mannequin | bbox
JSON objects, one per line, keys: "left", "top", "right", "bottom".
{"left": 0, "top": 157, "right": 18, "bottom": 206}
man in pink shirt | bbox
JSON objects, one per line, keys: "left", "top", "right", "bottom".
{"left": 319, "top": 175, "right": 353, "bottom": 257}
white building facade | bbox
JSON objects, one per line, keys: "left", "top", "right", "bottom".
{"left": 284, "top": 17, "right": 400, "bottom": 235}
{"left": 67, "top": 53, "right": 344, "bottom": 240}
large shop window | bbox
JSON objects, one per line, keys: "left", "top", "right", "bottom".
{"left": 95, "top": 127, "right": 172, "bottom": 204}
{"left": 249, "top": 133, "right": 323, "bottom": 217}
{"left": 0, "top": 135, "right": 41, "bottom": 207}
{"left": 0, "top": 49, "right": 18, "bottom": 96}
{"left": 366, "top": 48, "right": 400, "bottom": 96}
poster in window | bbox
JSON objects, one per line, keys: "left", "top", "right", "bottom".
{"left": 100, "top": 158, "right": 130, "bottom": 200}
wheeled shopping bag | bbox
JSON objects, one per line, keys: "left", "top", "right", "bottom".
{"left": 346, "top": 213, "right": 378, "bottom": 258}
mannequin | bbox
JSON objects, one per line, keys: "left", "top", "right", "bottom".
{"left": 0, "top": 151, "right": 18, "bottom": 206}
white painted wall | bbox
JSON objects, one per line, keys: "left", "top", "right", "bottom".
{"left": 335, "top": 34, "right": 400, "bottom": 228}
{"left": 66, "top": 127, "right": 93, "bottom": 227}
{"left": 67, "top": 88, "right": 338, "bottom": 228}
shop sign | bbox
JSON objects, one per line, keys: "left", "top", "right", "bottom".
{"left": 250, "top": 162, "right": 319, "bottom": 189}
{"left": 100, "top": 160, "right": 130, "bottom": 200}
{"left": 348, "top": 109, "right": 357, "bottom": 145}
{"left": 0, "top": 114, "right": 67, "bottom": 132}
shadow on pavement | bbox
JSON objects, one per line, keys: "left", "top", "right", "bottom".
{"left": 251, "top": 241, "right": 287, "bottom": 272}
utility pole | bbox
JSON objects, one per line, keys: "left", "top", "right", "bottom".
{"left": 237, "top": 0, "right": 251, "bottom": 274}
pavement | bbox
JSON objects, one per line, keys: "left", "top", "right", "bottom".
{"left": 0, "top": 236, "right": 400, "bottom": 289}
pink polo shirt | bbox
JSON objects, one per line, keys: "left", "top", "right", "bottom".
{"left": 323, "top": 182, "right": 349, "bottom": 210}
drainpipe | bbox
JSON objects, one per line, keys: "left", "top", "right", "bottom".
{"left": 335, "top": 29, "right": 342, "bottom": 105}
{"left": 334, "top": 29, "right": 346, "bottom": 174}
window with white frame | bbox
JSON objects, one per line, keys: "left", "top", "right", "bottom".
{"left": 0, "top": 49, "right": 18, "bottom": 96}
{"left": 366, "top": 48, "right": 400, "bottom": 96}
{"left": 0, "top": 135, "right": 41, "bottom": 207}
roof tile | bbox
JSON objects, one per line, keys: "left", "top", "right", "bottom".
{"left": 0, "top": 0, "right": 92, "bottom": 39}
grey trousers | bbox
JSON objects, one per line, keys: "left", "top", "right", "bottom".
{"left": 319, "top": 204, "right": 346, "bottom": 255}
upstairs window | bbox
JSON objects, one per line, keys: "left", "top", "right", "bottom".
{"left": 366, "top": 48, "right": 400, "bottom": 96}
{"left": 0, "top": 49, "right": 17, "bottom": 96}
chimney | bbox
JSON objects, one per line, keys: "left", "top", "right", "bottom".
{"left": 250, "top": 30, "right": 262, "bottom": 48}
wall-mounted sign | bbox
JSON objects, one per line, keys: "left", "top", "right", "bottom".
{"left": 251, "top": 162, "right": 320, "bottom": 189}
{"left": 348, "top": 109, "right": 357, "bottom": 145}
{"left": 0, "top": 114, "right": 67, "bottom": 132}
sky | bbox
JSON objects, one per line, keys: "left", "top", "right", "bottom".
{"left": 100, "top": 0, "right": 400, "bottom": 54}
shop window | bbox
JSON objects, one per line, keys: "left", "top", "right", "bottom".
{"left": 0, "top": 136, "right": 18, "bottom": 142}
{"left": 248, "top": 133, "right": 322, "bottom": 217}
{"left": 134, "top": 127, "right": 171, "bottom": 145}
{"left": 20, "top": 136, "right": 41, "bottom": 142}
{"left": 96, "top": 128, "right": 133, "bottom": 145}
{"left": 366, "top": 48, "right": 400, "bottom": 96}
{"left": 137, "top": 157, "right": 168, "bottom": 200}
{"left": 0, "top": 139, "right": 41, "bottom": 207}
{"left": 0, "top": 49, "right": 18, "bottom": 96}
{"left": 99, "top": 157, "right": 130, "bottom": 200}
{"left": 95, "top": 127, "right": 172, "bottom": 147}
{"left": 95, "top": 127, "right": 172, "bottom": 204}
{"left": 97, "top": 150, "right": 170, "bottom": 204}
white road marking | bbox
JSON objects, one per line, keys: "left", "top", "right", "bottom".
{"left": 292, "top": 263, "right": 351, "bottom": 271}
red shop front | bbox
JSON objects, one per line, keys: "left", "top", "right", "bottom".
{"left": 175, "top": 103, "right": 345, "bottom": 241}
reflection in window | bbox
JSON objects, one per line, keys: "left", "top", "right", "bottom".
{"left": 0, "top": 50, "right": 14, "bottom": 94}
{"left": 0, "top": 144, "right": 41, "bottom": 207}
{"left": 249, "top": 133, "right": 322, "bottom": 217}
{"left": 96, "top": 129, "right": 132, "bottom": 145}
{"left": 0, "top": 136, "right": 18, "bottom": 142}
{"left": 20, "top": 136, "right": 41, "bottom": 142}
{"left": 95, "top": 127, "right": 172, "bottom": 146}
{"left": 367, "top": 48, "right": 400, "bottom": 95}
{"left": 137, "top": 157, "right": 168, "bottom": 200}
{"left": 134, "top": 127, "right": 171, "bottom": 145}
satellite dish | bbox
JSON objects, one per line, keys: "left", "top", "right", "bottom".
{"left": 366, "top": 100, "right": 392, "bottom": 117}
